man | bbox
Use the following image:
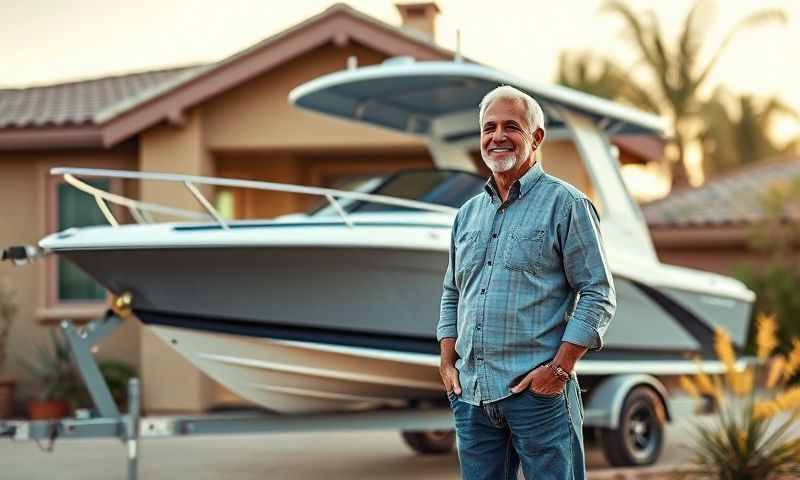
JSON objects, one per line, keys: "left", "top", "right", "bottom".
{"left": 437, "top": 85, "right": 616, "bottom": 480}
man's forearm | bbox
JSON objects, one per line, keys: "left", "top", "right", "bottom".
{"left": 439, "top": 337, "right": 458, "bottom": 366}
{"left": 552, "top": 341, "right": 587, "bottom": 373}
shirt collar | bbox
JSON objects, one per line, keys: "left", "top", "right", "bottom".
{"left": 483, "top": 161, "right": 545, "bottom": 200}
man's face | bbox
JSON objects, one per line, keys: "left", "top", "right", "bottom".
{"left": 480, "top": 98, "right": 534, "bottom": 174}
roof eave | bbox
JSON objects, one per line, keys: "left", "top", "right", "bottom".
{"left": 0, "top": 126, "right": 104, "bottom": 151}
{"left": 648, "top": 224, "right": 751, "bottom": 248}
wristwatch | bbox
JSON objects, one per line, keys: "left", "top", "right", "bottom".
{"left": 547, "top": 363, "right": 570, "bottom": 382}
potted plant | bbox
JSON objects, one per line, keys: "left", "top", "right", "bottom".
{"left": 0, "top": 278, "right": 18, "bottom": 418}
{"left": 19, "top": 328, "right": 83, "bottom": 419}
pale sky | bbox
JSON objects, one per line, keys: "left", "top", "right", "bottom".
{"left": 2, "top": 0, "right": 797, "bottom": 103}
{"left": 1, "top": 0, "right": 798, "bottom": 193}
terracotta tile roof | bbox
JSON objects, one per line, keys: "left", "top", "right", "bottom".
{"left": 0, "top": 64, "right": 210, "bottom": 128}
{"left": 0, "top": 3, "right": 458, "bottom": 148}
{"left": 642, "top": 157, "right": 800, "bottom": 228}
{"left": 92, "top": 3, "right": 460, "bottom": 126}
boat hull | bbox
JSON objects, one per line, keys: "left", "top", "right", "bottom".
{"left": 64, "top": 246, "right": 444, "bottom": 340}
{"left": 60, "top": 244, "right": 752, "bottom": 412}
{"left": 148, "top": 324, "right": 444, "bottom": 413}
{"left": 63, "top": 245, "right": 752, "bottom": 355}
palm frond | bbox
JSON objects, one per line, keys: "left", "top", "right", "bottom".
{"left": 677, "top": 2, "right": 703, "bottom": 107}
{"left": 695, "top": 9, "right": 788, "bottom": 90}
{"left": 678, "top": 0, "right": 714, "bottom": 71}
{"left": 619, "top": 80, "right": 662, "bottom": 113}
{"left": 644, "top": 10, "right": 671, "bottom": 84}
{"left": 602, "top": 1, "right": 660, "bottom": 69}
{"left": 761, "top": 97, "right": 800, "bottom": 120}
{"left": 555, "top": 51, "right": 632, "bottom": 102}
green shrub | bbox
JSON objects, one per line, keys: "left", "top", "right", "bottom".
{"left": 734, "top": 263, "right": 800, "bottom": 353}
{"left": 734, "top": 174, "right": 800, "bottom": 357}
{"left": 97, "top": 360, "right": 137, "bottom": 409}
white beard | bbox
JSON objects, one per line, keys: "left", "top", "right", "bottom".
{"left": 483, "top": 153, "right": 517, "bottom": 173}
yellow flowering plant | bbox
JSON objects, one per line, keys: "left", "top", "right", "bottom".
{"left": 679, "top": 314, "right": 800, "bottom": 479}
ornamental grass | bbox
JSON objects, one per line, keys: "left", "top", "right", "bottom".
{"left": 678, "top": 314, "right": 800, "bottom": 479}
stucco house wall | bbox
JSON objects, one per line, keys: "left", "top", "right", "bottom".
{"left": 0, "top": 146, "right": 139, "bottom": 389}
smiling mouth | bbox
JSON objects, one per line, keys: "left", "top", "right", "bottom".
{"left": 489, "top": 147, "right": 513, "bottom": 153}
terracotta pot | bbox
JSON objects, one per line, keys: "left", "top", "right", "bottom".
{"left": 27, "top": 400, "right": 69, "bottom": 420}
{"left": 0, "top": 379, "right": 15, "bottom": 418}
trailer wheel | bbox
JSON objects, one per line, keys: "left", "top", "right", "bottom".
{"left": 401, "top": 430, "right": 455, "bottom": 454}
{"left": 599, "top": 386, "right": 665, "bottom": 467}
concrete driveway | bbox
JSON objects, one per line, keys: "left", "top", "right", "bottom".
{"left": 1, "top": 419, "right": 698, "bottom": 480}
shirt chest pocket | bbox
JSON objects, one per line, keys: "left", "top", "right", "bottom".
{"left": 503, "top": 228, "right": 545, "bottom": 275}
{"left": 455, "top": 230, "right": 484, "bottom": 272}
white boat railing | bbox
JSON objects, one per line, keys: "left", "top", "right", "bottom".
{"left": 52, "top": 167, "right": 458, "bottom": 230}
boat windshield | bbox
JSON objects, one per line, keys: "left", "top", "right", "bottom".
{"left": 309, "top": 169, "right": 486, "bottom": 215}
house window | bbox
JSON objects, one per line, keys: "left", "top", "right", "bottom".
{"left": 57, "top": 181, "right": 109, "bottom": 301}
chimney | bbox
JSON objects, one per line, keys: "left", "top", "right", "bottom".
{"left": 395, "top": 2, "right": 440, "bottom": 41}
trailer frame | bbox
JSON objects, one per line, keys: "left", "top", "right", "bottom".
{"left": 2, "top": 310, "right": 754, "bottom": 473}
{"left": 0, "top": 312, "right": 455, "bottom": 480}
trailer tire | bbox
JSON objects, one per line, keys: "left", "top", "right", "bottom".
{"left": 401, "top": 430, "right": 455, "bottom": 454}
{"left": 599, "top": 386, "right": 665, "bottom": 467}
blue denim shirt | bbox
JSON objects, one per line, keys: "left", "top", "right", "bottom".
{"left": 437, "top": 162, "right": 616, "bottom": 406}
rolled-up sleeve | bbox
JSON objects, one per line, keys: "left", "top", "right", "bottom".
{"left": 559, "top": 197, "right": 616, "bottom": 351}
{"left": 437, "top": 214, "right": 460, "bottom": 342}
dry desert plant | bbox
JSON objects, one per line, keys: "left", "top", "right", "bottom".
{"left": 678, "top": 314, "right": 800, "bottom": 479}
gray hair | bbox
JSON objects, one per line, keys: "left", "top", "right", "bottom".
{"left": 478, "top": 85, "right": 546, "bottom": 136}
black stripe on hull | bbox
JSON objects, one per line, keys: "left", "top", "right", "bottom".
{"left": 137, "top": 309, "right": 719, "bottom": 361}
{"left": 629, "top": 280, "right": 718, "bottom": 356}
{"left": 136, "top": 309, "right": 440, "bottom": 355}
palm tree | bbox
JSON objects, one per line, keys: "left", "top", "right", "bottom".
{"left": 700, "top": 88, "right": 799, "bottom": 178}
{"left": 556, "top": 52, "right": 625, "bottom": 102}
{"left": 556, "top": 51, "right": 660, "bottom": 113}
{"left": 602, "top": 0, "right": 787, "bottom": 188}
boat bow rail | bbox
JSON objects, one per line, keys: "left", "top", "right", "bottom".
{"left": 49, "top": 167, "right": 458, "bottom": 230}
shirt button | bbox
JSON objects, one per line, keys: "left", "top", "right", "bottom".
{"left": 492, "top": 233, "right": 498, "bottom": 238}
{"left": 480, "top": 288, "right": 486, "bottom": 294}
{"left": 487, "top": 261, "right": 492, "bottom": 266}
{"left": 476, "top": 324, "right": 482, "bottom": 330}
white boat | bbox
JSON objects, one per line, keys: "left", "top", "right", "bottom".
{"left": 6, "top": 59, "right": 754, "bottom": 415}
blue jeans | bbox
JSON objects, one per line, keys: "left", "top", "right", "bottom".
{"left": 448, "top": 377, "right": 585, "bottom": 480}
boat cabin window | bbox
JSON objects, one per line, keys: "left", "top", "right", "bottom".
{"left": 307, "top": 136, "right": 609, "bottom": 217}
{"left": 308, "top": 170, "right": 486, "bottom": 215}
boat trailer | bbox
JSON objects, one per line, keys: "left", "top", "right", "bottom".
{"left": 0, "top": 310, "right": 455, "bottom": 480}
{"left": 1, "top": 283, "right": 744, "bottom": 472}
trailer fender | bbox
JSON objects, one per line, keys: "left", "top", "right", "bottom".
{"left": 584, "top": 374, "right": 671, "bottom": 429}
